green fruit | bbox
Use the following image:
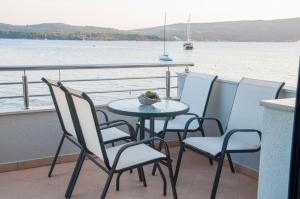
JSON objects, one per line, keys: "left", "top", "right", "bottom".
{"left": 145, "top": 90, "right": 153, "bottom": 98}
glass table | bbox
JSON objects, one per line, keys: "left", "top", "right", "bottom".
{"left": 107, "top": 99, "right": 189, "bottom": 140}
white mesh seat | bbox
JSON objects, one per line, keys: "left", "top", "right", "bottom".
{"left": 144, "top": 115, "right": 199, "bottom": 133}
{"left": 183, "top": 136, "right": 260, "bottom": 156}
{"left": 174, "top": 77, "right": 285, "bottom": 199}
{"left": 106, "top": 143, "right": 165, "bottom": 170}
{"left": 101, "top": 127, "right": 130, "bottom": 143}
{"left": 181, "top": 78, "right": 284, "bottom": 153}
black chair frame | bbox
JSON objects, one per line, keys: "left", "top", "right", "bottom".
{"left": 138, "top": 75, "right": 218, "bottom": 175}
{"left": 174, "top": 81, "right": 285, "bottom": 199}
{"left": 62, "top": 85, "right": 178, "bottom": 199}
{"left": 42, "top": 78, "right": 134, "bottom": 177}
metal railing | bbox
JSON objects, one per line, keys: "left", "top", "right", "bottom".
{"left": 0, "top": 62, "right": 193, "bottom": 109}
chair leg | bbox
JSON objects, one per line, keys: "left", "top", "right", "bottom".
{"left": 48, "top": 134, "right": 66, "bottom": 177}
{"left": 156, "top": 162, "right": 167, "bottom": 196}
{"left": 100, "top": 171, "right": 114, "bottom": 199}
{"left": 174, "top": 144, "right": 185, "bottom": 185}
{"left": 176, "top": 131, "right": 182, "bottom": 141}
{"left": 199, "top": 127, "right": 214, "bottom": 165}
{"left": 137, "top": 167, "right": 143, "bottom": 182}
{"left": 117, "top": 169, "right": 141, "bottom": 191}
{"left": 65, "top": 150, "right": 86, "bottom": 199}
{"left": 135, "top": 124, "right": 140, "bottom": 140}
{"left": 116, "top": 172, "right": 123, "bottom": 191}
{"left": 140, "top": 167, "right": 147, "bottom": 187}
{"left": 211, "top": 154, "right": 225, "bottom": 199}
{"left": 166, "top": 156, "right": 178, "bottom": 199}
{"left": 227, "top": 153, "right": 235, "bottom": 173}
{"left": 152, "top": 132, "right": 166, "bottom": 176}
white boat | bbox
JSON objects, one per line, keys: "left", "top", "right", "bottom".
{"left": 159, "top": 13, "right": 173, "bottom": 61}
{"left": 159, "top": 54, "right": 173, "bottom": 61}
{"left": 183, "top": 14, "right": 193, "bottom": 50}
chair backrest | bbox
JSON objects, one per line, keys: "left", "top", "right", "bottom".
{"left": 42, "top": 78, "right": 77, "bottom": 138}
{"left": 226, "top": 78, "right": 284, "bottom": 145}
{"left": 60, "top": 84, "right": 109, "bottom": 165}
{"left": 180, "top": 72, "right": 217, "bottom": 117}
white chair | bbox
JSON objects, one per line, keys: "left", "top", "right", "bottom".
{"left": 61, "top": 85, "right": 178, "bottom": 199}
{"left": 140, "top": 72, "right": 217, "bottom": 173}
{"left": 42, "top": 78, "right": 134, "bottom": 177}
{"left": 174, "top": 77, "right": 285, "bottom": 199}
{"left": 144, "top": 72, "right": 217, "bottom": 138}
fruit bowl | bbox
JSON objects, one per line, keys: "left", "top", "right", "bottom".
{"left": 138, "top": 91, "right": 161, "bottom": 105}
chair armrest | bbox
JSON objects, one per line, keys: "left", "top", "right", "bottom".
{"left": 182, "top": 113, "right": 199, "bottom": 117}
{"left": 161, "top": 113, "right": 200, "bottom": 133}
{"left": 100, "top": 119, "right": 129, "bottom": 127}
{"left": 111, "top": 137, "right": 171, "bottom": 170}
{"left": 221, "top": 129, "right": 262, "bottom": 154}
{"left": 183, "top": 117, "right": 225, "bottom": 139}
{"left": 136, "top": 117, "right": 171, "bottom": 133}
{"left": 99, "top": 120, "right": 137, "bottom": 141}
{"left": 96, "top": 110, "right": 109, "bottom": 123}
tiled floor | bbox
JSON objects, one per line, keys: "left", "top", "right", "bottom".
{"left": 0, "top": 148, "right": 257, "bottom": 199}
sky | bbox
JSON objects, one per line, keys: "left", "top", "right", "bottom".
{"left": 1, "top": 0, "right": 300, "bottom": 30}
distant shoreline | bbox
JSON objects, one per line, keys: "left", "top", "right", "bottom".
{"left": 0, "top": 31, "right": 161, "bottom": 41}
{"left": 0, "top": 38, "right": 299, "bottom": 43}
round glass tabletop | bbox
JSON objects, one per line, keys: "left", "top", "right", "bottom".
{"left": 107, "top": 99, "right": 189, "bottom": 117}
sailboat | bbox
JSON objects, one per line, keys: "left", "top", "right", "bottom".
{"left": 183, "top": 14, "right": 193, "bottom": 50}
{"left": 159, "top": 13, "right": 173, "bottom": 61}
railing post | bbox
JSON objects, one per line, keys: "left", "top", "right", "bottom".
{"left": 166, "top": 67, "right": 171, "bottom": 99}
{"left": 22, "top": 71, "right": 29, "bottom": 109}
{"left": 58, "top": 69, "right": 61, "bottom": 81}
{"left": 185, "top": 66, "right": 190, "bottom": 73}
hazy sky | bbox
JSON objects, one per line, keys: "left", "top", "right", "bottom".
{"left": 1, "top": 0, "right": 300, "bottom": 30}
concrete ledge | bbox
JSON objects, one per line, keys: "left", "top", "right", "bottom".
{"left": 261, "top": 98, "right": 295, "bottom": 112}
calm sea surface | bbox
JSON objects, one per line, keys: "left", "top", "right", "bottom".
{"left": 0, "top": 39, "right": 299, "bottom": 109}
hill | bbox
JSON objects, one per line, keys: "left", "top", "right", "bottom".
{"left": 2, "top": 17, "right": 300, "bottom": 42}
{"left": 0, "top": 23, "right": 160, "bottom": 41}
{"left": 133, "top": 17, "right": 300, "bottom": 42}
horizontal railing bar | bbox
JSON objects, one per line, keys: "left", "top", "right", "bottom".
{"left": 30, "top": 76, "right": 178, "bottom": 84}
{"left": 0, "top": 76, "right": 178, "bottom": 86}
{"left": 0, "top": 95, "right": 24, "bottom": 99}
{"left": 0, "top": 62, "right": 194, "bottom": 71}
{"left": 86, "top": 87, "right": 177, "bottom": 94}
{"left": 0, "top": 82, "right": 23, "bottom": 85}
{"left": 0, "top": 87, "right": 178, "bottom": 99}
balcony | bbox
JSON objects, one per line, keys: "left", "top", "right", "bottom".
{"left": 0, "top": 148, "right": 258, "bottom": 199}
{"left": 0, "top": 63, "right": 296, "bottom": 198}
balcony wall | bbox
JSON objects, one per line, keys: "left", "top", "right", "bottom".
{"left": 0, "top": 74, "right": 296, "bottom": 172}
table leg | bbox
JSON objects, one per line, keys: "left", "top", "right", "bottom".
{"left": 138, "top": 117, "right": 147, "bottom": 183}
{"left": 139, "top": 117, "right": 145, "bottom": 140}
{"left": 149, "top": 117, "right": 155, "bottom": 138}
{"left": 149, "top": 117, "right": 155, "bottom": 147}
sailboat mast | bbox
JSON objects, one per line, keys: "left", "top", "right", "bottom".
{"left": 163, "top": 12, "right": 166, "bottom": 54}
{"left": 187, "top": 14, "right": 191, "bottom": 43}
